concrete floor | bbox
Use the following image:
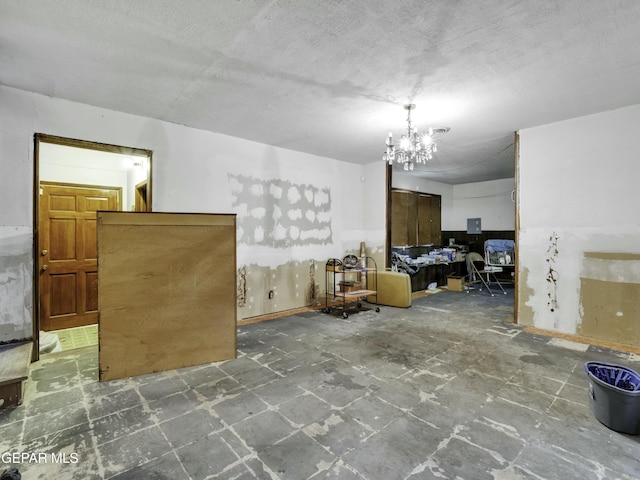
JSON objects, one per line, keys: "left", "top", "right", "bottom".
{"left": 2, "top": 287, "right": 640, "bottom": 479}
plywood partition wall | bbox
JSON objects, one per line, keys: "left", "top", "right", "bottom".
{"left": 97, "top": 212, "right": 237, "bottom": 381}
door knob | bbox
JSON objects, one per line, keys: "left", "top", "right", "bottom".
{"left": 41, "top": 265, "right": 48, "bottom": 272}
{"left": 41, "top": 249, "right": 48, "bottom": 256}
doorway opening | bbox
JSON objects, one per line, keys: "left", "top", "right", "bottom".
{"left": 33, "top": 134, "right": 152, "bottom": 360}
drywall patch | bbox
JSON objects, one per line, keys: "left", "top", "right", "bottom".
{"left": 583, "top": 252, "right": 640, "bottom": 261}
{"left": 578, "top": 278, "right": 640, "bottom": 346}
{"left": 237, "top": 259, "right": 327, "bottom": 319}
{"left": 517, "top": 267, "right": 535, "bottom": 326}
{"left": 545, "top": 232, "right": 559, "bottom": 313}
{"left": 581, "top": 252, "right": 640, "bottom": 283}
{"left": 306, "top": 259, "right": 320, "bottom": 306}
{"left": 237, "top": 265, "right": 247, "bottom": 307}
{"left": 0, "top": 230, "right": 33, "bottom": 342}
{"left": 229, "top": 174, "right": 332, "bottom": 247}
{"left": 578, "top": 251, "right": 640, "bottom": 346}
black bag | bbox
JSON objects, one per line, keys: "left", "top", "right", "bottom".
{"left": 0, "top": 469, "right": 21, "bottom": 480}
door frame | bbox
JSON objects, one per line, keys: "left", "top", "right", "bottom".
{"left": 33, "top": 133, "right": 153, "bottom": 361}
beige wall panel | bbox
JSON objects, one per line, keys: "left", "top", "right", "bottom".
{"left": 97, "top": 212, "right": 237, "bottom": 381}
{"left": 578, "top": 278, "right": 640, "bottom": 346}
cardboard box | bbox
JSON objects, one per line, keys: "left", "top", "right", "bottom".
{"left": 339, "top": 281, "right": 362, "bottom": 293}
{"left": 447, "top": 275, "right": 465, "bottom": 292}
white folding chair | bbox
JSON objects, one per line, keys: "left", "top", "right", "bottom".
{"left": 466, "top": 252, "right": 507, "bottom": 296}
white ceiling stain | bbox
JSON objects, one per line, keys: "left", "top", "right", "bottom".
{"left": 2, "top": 1, "right": 640, "bottom": 184}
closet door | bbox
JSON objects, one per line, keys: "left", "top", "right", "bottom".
{"left": 431, "top": 195, "right": 442, "bottom": 244}
{"left": 418, "top": 194, "right": 441, "bottom": 245}
{"left": 392, "top": 189, "right": 442, "bottom": 247}
{"left": 417, "top": 194, "right": 432, "bottom": 245}
{"left": 391, "top": 190, "right": 417, "bottom": 246}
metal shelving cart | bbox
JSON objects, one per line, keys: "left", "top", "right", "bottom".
{"left": 324, "top": 256, "right": 380, "bottom": 319}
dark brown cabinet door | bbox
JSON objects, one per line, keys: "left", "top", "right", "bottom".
{"left": 418, "top": 194, "right": 441, "bottom": 245}
{"left": 39, "top": 184, "right": 119, "bottom": 330}
{"left": 391, "top": 190, "right": 416, "bottom": 246}
{"left": 392, "top": 189, "right": 441, "bottom": 247}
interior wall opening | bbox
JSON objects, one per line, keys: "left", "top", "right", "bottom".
{"left": 33, "top": 134, "right": 152, "bottom": 360}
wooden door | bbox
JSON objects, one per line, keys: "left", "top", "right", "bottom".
{"left": 417, "top": 194, "right": 433, "bottom": 245}
{"left": 39, "top": 184, "right": 120, "bottom": 331}
{"left": 417, "top": 194, "right": 442, "bottom": 245}
{"left": 391, "top": 190, "right": 417, "bottom": 246}
{"left": 431, "top": 195, "right": 442, "bottom": 244}
{"left": 135, "top": 180, "right": 148, "bottom": 212}
{"left": 392, "top": 189, "right": 442, "bottom": 247}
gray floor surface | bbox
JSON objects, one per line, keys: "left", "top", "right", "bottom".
{"left": 2, "top": 287, "right": 640, "bottom": 479}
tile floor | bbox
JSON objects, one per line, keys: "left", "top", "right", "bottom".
{"left": 2, "top": 287, "right": 640, "bottom": 479}
{"left": 53, "top": 325, "right": 99, "bottom": 351}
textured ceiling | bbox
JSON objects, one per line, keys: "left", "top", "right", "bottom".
{"left": 2, "top": 1, "right": 640, "bottom": 184}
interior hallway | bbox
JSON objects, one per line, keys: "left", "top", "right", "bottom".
{"left": 2, "top": 288, "right": 639, "bottom": 479}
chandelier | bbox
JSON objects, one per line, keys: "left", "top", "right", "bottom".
{"left": 383, "top": 104, "right": 449, "bottom": 171}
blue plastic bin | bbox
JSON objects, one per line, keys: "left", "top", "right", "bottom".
{"left": 584, "top": 361, "right": 640, "bottom": 435}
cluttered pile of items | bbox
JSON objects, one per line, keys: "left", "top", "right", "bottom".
{"left": 392, "top": 246, "right": 466, "bottom": 272}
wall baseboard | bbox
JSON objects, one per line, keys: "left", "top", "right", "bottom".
{"left": 524, "top": 326, "right": 640, "bottom": 355}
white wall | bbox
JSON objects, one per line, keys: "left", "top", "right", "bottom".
{"left": 362, "top": 162, "right": 388, "bottom": 265}
{"left": 126, "top": 160, "right": 149, "bottom": 211}
{"left": 392, "top": 172, "right": 455, "bottom": 229}
{"left": 39, "top": 142, "right": 134, "bottom": 208}
{"left": 518, "top": 103, "right": 640, "bottom": 341}
{"left": 393, "top": 172, "right": 515, "bottom": 232}
{"left": 0, "top": 85, "right": 385, "bottom": 341}
{"left": 451, "top": 178, "right": 515, "bottom": 231}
